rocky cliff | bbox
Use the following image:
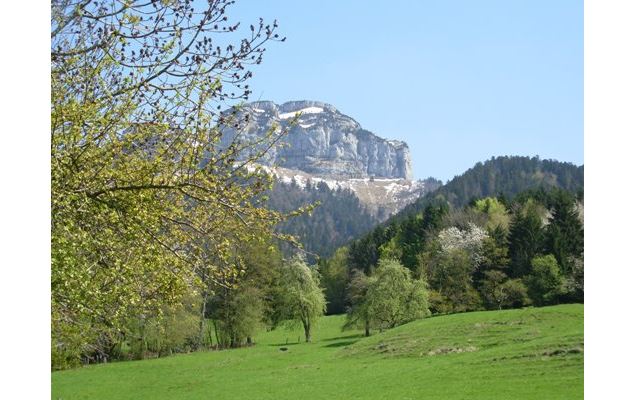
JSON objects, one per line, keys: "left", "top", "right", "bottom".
{"left": 221, "top": 100, "right": 413, "bottom": 180}
{"left": 219, "top": 100, "right": 440, "bottom": 217}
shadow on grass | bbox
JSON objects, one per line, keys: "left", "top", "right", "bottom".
{"left": 268, "top": 342, "right": 302, "bottom": 347}
{"left": 268, "top": 333, "right": 365, "bottom": 347}
{"left": 323, "top": 339, "right": 360, "bottom": 348}
{"left": 321, "top": 333, "right": 365, "bottom": 342}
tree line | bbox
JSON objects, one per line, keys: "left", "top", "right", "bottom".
{"left": 395, "top": 156, "right": 583, "bottom": 222}
{"left": 320, "top": 187, "right": 584, "bottom": 318}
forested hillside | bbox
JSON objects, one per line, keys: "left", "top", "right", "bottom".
{"left": 397, "top": 156, "right": 583, "bottom": 220}
{"left": 321, "top": 186, "right": 583, "bottom": 315}
{"left": 267, "top": 156, "right": 582, "bottom": 262}
{"left": 267, "top": 180, "right": 381, "bottom": 259}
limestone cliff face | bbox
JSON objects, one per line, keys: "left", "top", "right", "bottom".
{"left": 221, "top": 100, "right": 413, "bottom": 180}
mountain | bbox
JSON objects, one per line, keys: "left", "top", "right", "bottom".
{"left": 221, "top": 100, "right": 439, "bottom": 218}
{"left": 223, "top": 100, "right": 413, "bottom": 179}
{"left": 216, "top": 100, "right": 444, "bottom": 259}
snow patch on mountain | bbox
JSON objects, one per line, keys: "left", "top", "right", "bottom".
{"left": 221, "top": 100, "right": 413, "bottom": 180}
{"left": 246, "top": 163, "right": 432, "bottom": 218}
{"left": 279, "top": 106, "right": 324, "bottom": 119}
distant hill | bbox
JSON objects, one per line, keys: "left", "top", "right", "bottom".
{"left": 270, "top": 156, "right": 582, "bottom": 261}
{"left": 396, "top": 156, "right": 583, "bottom": 221}
{"left": 342, "top": 156, "right": 583, "bottom": 274}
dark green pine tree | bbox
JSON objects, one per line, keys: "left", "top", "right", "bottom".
{"left": 475, "top": 224, "right": 511, "bottom": 283}
{"left": 508, "top": 205, "right": 545, "bottom": 278}
{"left": 348, "top": 225, "right": 389, "bottom": 274}
{"left": 398, "top": 203, "right": 448, "bottom": 271}
{"left": 544, "top": 190, "right": 584, "bottom": 274}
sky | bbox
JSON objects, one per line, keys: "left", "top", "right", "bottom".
{"left": 226, "top": 0, "right": 583, "bottom": 181}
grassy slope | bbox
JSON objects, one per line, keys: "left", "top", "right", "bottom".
{"left": 52, "top": 304, "right": 583, "bottom": 400}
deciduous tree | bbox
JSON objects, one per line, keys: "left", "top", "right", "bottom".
{"left": 525, "top": 255, "right": 564, "bottom": 306}
{"left": 365, "top": 259, "right": 429, "bottom": 331}
{"left": 51, "top": 0, "right": 288, "bottom": 368}
{"left": 277, "top": 256, "right": 326, "bottom": 342}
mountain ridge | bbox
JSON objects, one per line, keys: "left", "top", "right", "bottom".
{"left": 221, "top": 100, "right": 414, "bottom": 180}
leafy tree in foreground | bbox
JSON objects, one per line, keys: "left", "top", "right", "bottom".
{"left": 344, "top": 269, "right": 373, "bottom": 336}
{"left": 277, "top": 256, "right": 326, "bottom": 342}
{"left": 209, "top": 285, "right": 265, "bottom": 348}
{"left": 365, "top": 259, "right": 429, "bottom": 331}
{"left": 51, "top": 0, "right": 287, "bottom": 368}
{"left": 207, "top": 240, "right": 283, "bottom": 348}
{"left": 121, "top": 292, "right": 202, "bottom": 360}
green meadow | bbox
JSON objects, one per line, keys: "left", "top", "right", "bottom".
{"left": 52, "top": 304, "right": 583, "bottom": 400}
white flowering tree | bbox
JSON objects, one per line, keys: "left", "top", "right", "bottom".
{"left": 437, "top": 223, "right": 489, "bottom": 269}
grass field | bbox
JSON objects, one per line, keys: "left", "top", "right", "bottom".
{"left": 52, "top": 304, "right": 583, "bottom": 399}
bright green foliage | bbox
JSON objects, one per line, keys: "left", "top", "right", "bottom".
{"left": 119, "top": 293, "right": 202, "bottom": 360}
{"left": 52, "top": 305, "right": 583, "bottom": 400}
{"left": 51, "top": 0, "right": 288, "bottom": 368}
{"left": 207, "top": 240, "right": 284, "bottom": 348}
{"left": 473, "top": 197, "right": 511, "bottom": 230}
{"left": 319, "top": 247, "right": 350, "bottom": 314}
{"left": 525, "top": 255, "right": 564, "bottom": 306}
{"left": 209, "top": 286, "right": 265, "bottom": 348}
{"left": 378, "top": 236, "right": 403, "bottom": 261}
{"left": 335, "top": 187, "right": 582, "bottom": 318}
{"left": 422, "top": 247, "right": 482, "bottom": 314}
{"left": 277, "top": 256, "right": 327, "bottom": 342}
{"left": 365, "top": 259, "right": 429, "bottom": 330}
{"left": 344, "top": 269, "right": 373, "bottom": 336}
{"left": 343, "top": 157, "right": 584, "bottom": 314}
{"left": 479, "top": 270, "right": 530, "bottom": 310}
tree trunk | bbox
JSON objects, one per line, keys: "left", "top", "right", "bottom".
{"left": 199, "top": 289, "right": 209, "bottom": 348}
{"left": 303, "top": 320, "right": 311, "bottom": 343}
{"left": 212, "top": 319, "right": 220, "bottom": 349}
{"left": 364, "top": 320, "right": 370, "bottom": 337}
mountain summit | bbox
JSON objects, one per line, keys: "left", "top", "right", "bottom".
{"left": 223, "top": 100, "right": 413, "bottom": 180}
{"left": 220, "top": 100, "right": 439, "bottom": 219}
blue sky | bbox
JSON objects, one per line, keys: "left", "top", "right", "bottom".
{"left": 228, "top": 0, "right": 583, "bottom": 181}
